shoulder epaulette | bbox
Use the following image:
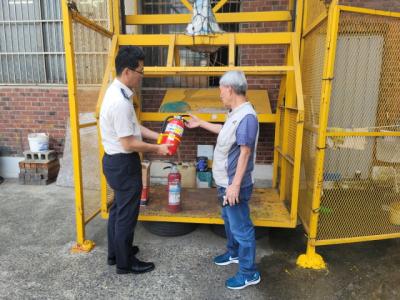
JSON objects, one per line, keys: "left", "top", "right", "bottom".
{"left": 120, "top": 88, "right": 130, "bottom": 100}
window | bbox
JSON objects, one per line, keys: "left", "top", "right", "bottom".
{"left": 0, "top": 0, "right": 108, "bottom": 85}
{"left": 0, "top": 0, "right": 66, "bottom": 84}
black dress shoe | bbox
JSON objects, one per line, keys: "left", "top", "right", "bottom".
{"left": 107, "top": 246, "right": 139, "bottom": 266}
{"left": 116, "top": 259, "right": 155, "bottom": 274}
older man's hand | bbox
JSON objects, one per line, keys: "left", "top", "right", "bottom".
{"left": 185, "top": 114, "right": 202, "bottom": 129}
{"left": 225, "top": 184, "right": 240, "bottom": 206}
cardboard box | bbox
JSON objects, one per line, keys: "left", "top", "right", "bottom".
{"left": 140, "top": 160, "right": 151, "bottom": 206}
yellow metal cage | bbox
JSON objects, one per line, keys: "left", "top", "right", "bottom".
{"left": 297, "top": 1, "right": 400, "bottom": 269}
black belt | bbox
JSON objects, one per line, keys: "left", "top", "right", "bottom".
{"left": 105, "top": 152, "right": 139, "bottom": 157}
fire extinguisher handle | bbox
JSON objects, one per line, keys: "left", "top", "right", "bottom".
{"left": 179, "top": 114, "right": 191, "bottom": 124}
{"left": 161, "top": 115, "right": 174, "bottom": 133}
{"left": 163, "top": 161, "right": 177, "bottom": 170}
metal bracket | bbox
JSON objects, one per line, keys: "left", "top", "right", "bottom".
{"left": 67, "top": 0, "right": 79, "bottom": 12}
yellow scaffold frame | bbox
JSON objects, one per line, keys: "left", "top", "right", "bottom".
{"left": 62, "top": 0, "right": 400, "bottom": 274}
{"left": 62, "top": 0, "right": 304, "bottom": 253}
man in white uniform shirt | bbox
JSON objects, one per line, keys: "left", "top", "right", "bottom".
{"left": 100, "top": 46, "right": 170, "bottom": 275}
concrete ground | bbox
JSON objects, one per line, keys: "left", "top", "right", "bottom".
{"left": 0, "top": 179, "right": 400, "bottom": 300}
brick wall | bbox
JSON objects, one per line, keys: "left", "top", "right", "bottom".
{"left": 241, "top": 1, "right": 288, "bottom": 112}
{"left": 141, "top": 88, "right": 217, "bottom": 162}
{"left": 0, "top": 87, "right": 98, "bottom": 157}
{"left": 0, "top": 87, "right": 69, "bottom": 156}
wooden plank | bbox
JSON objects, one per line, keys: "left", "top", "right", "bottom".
{"left": 138, "top": 186, "right": 292, "bottom": 227}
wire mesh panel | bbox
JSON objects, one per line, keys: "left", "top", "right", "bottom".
{"left": 319, "top": 137, "right": 400, "bottom": 239}
{"left": 304, "top": 0, "right": 328, "bottom": 29}
{"left": 328, "top": 12, "right": 400, "bottom": 131}
{"left": 299, "top": 132, "right": 318, "bottom": 231}
{"left": 74, "top": 0, "right": 109, "bottom": 27}
{"left": 317, "top": 12, "right": 400, "bottom": 241}
{"left": 72, "top": 22, "right": 109, "bottom": 85}
{"left": 69, "top": 1, "right": 111, "bottom": 222}
{"left": 298, "top": 20, "right": 327, "bottom": 231}
{"left": 283, "top": 156, "right": 294, "bottom": 208}
{"left": 276, "top": 106, "right": 285, "bottom": 187}
{"left": 302, "top": 21, "right": 327, "bottom": 128}
{"left": 73, "top": 0, "right": 110, "bottom": 85}
{"left": 277, "top": 109, "right": 298, "bottom": 207}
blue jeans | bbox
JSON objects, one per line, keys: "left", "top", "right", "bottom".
{"left": 217, "top": 184, "right": 257, "bottom": 276}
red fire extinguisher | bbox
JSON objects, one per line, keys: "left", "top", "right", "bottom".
{"left": 157, "top": 115, "right": 189, "bottom": 155}
{"left": 164, "top": 163, "right": 182, "bottom": 213}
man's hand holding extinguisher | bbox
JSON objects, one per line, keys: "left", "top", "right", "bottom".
{"left": 156, "top": 144, "right": 172, "bottom": 156}
{"left": 119, "top": 126, "right": 172, "bottom": 156}
{"left": 157, "top": 115, "right": 192, "bottom": 155}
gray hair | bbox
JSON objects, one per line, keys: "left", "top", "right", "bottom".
{"left": 219, "top": 70, "right": 248, "bottom": 96}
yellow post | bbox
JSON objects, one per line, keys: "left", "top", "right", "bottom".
{"left": 278, "top": 50, "right": 293, "bottom": 202}
{"left": 297, "top": 0, "right": 340, "bottom": 269}
{"left": 294, "top": 0, "right": 305, "bottom": 49}
{"left": 96, "top": 36, "right": 118, "bottom": 219}
{"left": 213, "top": 0, "right": 229, "bottom": 13}
{"left": 302, "top": 0, "right": 309, "bottom": 33}
{"left": 288, "top": 0, "right": 295, "bottom": 31}
{"left": 133, "top": 0, "right": 139, "bottom": 34}
{"left": 174, "top": 48, "right": 181, "bottom": 67}
{"left": 113, "top": 0, "right": 121, "bottom": 35}
{"left": 272, "top": 85, "right": 284, "bottom": 188}
{"left": 289, "top": 34, "right": 305, "bottom": 223}
{"left": 299, "top": 0, "right": 309, "bottom": 68}
{"left": 278, "top": 33, "right": 299, "bottom": 204}
{"left": 61, "top": 0, "right": 95, "bottom": 253}
{"left": 228, "top": 33, "right": 235, "bottom": 67}
{"left": 272, "top": 0, "right": 300, "bottom": 188}
{"left": 167, "top": 36, "right": 176, "bottom": 67}
{"left": 180, "top": 0, "right": 193, "bottom": 12}
{"left": 107, "top": 0, "right": 113, "bottom": 32}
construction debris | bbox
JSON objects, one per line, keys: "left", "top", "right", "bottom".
{"left": 18, "top": 150, "right": 59, "bottom": 185}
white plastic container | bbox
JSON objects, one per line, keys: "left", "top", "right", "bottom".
{"left": 28, "top": 133, "right": 49, "bottom": 152}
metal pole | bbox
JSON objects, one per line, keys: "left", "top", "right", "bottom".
{"left": 61, "top": 0, "right": 95, "bottom": 253}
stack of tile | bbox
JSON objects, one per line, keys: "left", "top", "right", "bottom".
{"left": 19, "top": 150, "right": 59, "bottom": 185}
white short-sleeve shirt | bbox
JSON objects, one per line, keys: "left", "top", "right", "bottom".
{"left": 99, "top": 79, "right": 142, "bottom": 155}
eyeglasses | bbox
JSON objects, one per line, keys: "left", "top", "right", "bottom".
{"left": 128, "top": 67, "right": 144, "bottom": 75}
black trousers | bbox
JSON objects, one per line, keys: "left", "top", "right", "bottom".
{"left": 102, "top": 152, "right": 142, "bottom": 269}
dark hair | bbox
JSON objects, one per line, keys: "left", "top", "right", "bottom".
{"left": 115, "top": 46, "right": 145, "bottom": 76}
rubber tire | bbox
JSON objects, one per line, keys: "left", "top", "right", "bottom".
{"left": 142, "top": 221, "right": 198, "bottom": 237}
{"left": 210, "top": 224, "right": 269, "bottom": 240}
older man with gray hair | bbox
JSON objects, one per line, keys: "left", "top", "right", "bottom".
{"left": 186, "top": 70, "right": 260, "bottom": 289}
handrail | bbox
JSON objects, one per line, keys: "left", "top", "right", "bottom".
{"left": 70, "top": 10, "right": 113, "bottom": 38}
